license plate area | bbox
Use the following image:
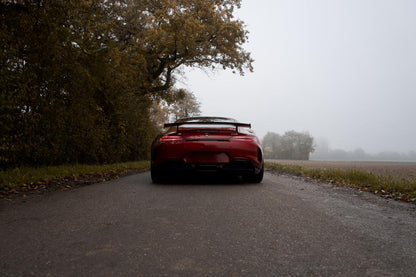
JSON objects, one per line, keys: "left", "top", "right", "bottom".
{"left": 183, "top": 152, "right": 230, "bottom": 163}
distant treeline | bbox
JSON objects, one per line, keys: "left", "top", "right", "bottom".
{"left": 262, "top": 131, "right": 315, "bottom": 160}
{"left": 311, "top": 148, "right": 416, "bottom": 162}
{"left": 0, "top": 0, "right": 251, "bottom": 169}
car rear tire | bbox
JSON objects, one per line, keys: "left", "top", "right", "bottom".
{"left": 151, "top": 169, "right": 165, "bottom": 184}
{"left": 244, "top": 165, "right": 264, "bottom": 183}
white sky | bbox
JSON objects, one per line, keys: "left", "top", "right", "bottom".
{"left": 182, "top": 0, "right": 416, "bottom": 153}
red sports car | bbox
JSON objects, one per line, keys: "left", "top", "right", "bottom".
{"left": 151, "top": 117, "right": 264, "bottom": 183}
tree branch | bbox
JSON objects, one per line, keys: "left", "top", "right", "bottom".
{"left": 149, "top": 66, "right": 173, "bottom": 92}
{"left": 151, "top": 58, "right": 166, "bottom": 79}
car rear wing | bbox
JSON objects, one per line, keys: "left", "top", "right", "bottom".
{"left": 164, "top": 121, "right": 251, "bottom": 130}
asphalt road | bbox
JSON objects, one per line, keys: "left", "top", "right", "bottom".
{"left": 1, "top": 171, "right": 416, "bottom": 276}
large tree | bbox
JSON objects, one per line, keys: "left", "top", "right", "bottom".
{"left": 0, "top": 0, "right": 252, "bottom": 168}
{"left": 263, "top": 131, "right": 315, "bottom": 160}
{"left": 106, "top": 0, "right": 253, "bottom": 94}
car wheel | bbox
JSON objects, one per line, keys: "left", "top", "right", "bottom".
{"left": 244, "top": 165, "right": 264, "bottom": 183}
{"left": 151, "top": 169, "right": 165, "bottom": 183}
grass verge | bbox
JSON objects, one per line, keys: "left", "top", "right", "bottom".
{"left": 265, "top": 162, "right": 416, "bottom": 203}
{"left": 0, "top": 161, "right": 150, "bottom": 198}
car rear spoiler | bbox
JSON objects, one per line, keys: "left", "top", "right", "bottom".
{"left": 164, "top": 121, "right": 251, "bottom": 129}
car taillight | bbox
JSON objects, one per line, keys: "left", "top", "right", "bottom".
{"left": 231, "top": 136, "right": 255, "bottom": 142}
{"left": 160, "top": 135, "right": 183, "bottom": 142}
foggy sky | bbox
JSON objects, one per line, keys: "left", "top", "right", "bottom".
{"left": 182, "top": 0, "right": 416, "bottom": 153}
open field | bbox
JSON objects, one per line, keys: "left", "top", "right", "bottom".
{"left": 265, "top": 160, "right": 416, "bottom": 202}
{"left": 267, "top": 159, "right": 416, "bottom": 181}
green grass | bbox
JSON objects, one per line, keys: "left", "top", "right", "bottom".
{"left": 0, "top": 161, "right": 150, "bottom": 191}
{"left": 265, "top": 162, "right": 416, "bottom": 202}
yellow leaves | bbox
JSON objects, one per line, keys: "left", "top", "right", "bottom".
{"left": 137, "top": 0, "right": 251, "bottom": 72}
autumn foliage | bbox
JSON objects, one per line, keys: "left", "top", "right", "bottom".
{"left": 0, "top": 0, "right": 252, "bottom": 168}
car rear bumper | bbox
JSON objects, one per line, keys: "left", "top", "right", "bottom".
{"left": 151, "top": 159, "right": 262, "bottom": 175}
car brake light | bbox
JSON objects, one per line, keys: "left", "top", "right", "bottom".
{"left": 231, "top": 136, "right": 255, "bottom": 142}
{"left": 160, "top": 135, "right": 183, "bottom": 142}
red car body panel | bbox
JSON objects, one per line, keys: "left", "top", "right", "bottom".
{"left": 150, "top": 117, "right": 264, "bottom": 182}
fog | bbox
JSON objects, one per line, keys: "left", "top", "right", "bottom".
{"left": 182, "top": 0, "right": 416, "bottom": 155}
